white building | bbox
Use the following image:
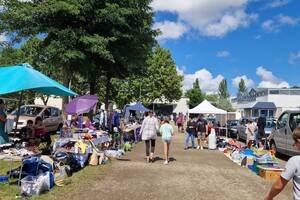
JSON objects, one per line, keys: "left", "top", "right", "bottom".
{"left": 232, "top": 88, "right": 300, "bottom": 118}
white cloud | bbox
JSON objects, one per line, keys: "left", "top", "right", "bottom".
{"left": 151, "top": 0, "right": 258, "bottom": 38}
{"left": 153, "top": 21, "right": 188, "bottom": 40}
{"left": 232, "top": 75, "right": 254, "bottom": 88}
{"left": 289, "top": 51, "right": 300, "bottom": 65}
{"left": 217, "top": 50, "right": 230, "bottom": 58}
{"left": 182, "top": 68, "right": 224, "bottom": 93}
{"left": 256, "top": 66, "right": 290, "bottom": 88}
{"left": 265, "top": 0, "right": 290, "bottom": 8}
{"left": 262, "top": 14, "right": 299, "bottom": 33}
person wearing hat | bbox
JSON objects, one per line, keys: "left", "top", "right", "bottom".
{"left": 159, "top": 117, "right": 174, "bottom": 165}
{"left": 140, "top": 110, "right": 159, "bottom": 163}
{"left": 265, "top": 127, "right": 300, "bottom": 200}
{"left": 0, "top": 99, "right": 9, "bottom": 145}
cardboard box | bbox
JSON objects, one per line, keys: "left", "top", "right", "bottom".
{"left": 257, "top": 166, "right": 284, "bottom": 181}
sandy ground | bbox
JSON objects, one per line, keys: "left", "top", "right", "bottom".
{"left": 55, "top": 132, "right": 293, "bottom": 200}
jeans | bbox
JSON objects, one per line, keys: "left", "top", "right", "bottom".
{"left": 145, "top": 139, "right": 156, "bottom": 156}
{"left": 185, "top": 132, "right": 195, "bottom": 148}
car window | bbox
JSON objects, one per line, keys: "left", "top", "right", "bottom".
{"left": 11, "top": 106, "right": 43, "bottom": 117}
{"left": 51, "top": 108, "right": 59, "bottom": 117}
{"left": 278, "top": 113, "right": 289, "bottom": 129}
{"left": 289, "top": 113, "right": 300, "bottom": 132}
{"left": 43, "top": 108, "right": 51, "bottom": 118}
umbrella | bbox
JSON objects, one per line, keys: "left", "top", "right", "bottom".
{"left": 0, "top": 63, "right": 77, "bottom": 136}
{"left": 0, "top": 63, "right": 77, "bottom": 96}
{"left": 65, "top": 95, "right": 98, "bottom": 115}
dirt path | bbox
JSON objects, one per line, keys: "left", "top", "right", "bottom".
{"left": 58, "top": 132, "right": 293, "bottom": 200}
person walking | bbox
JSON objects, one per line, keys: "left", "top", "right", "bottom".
{"left": 196, "top": 114, "right": 208, "bottom": 150}
{"left": 160, "top": 117, "right": 174, "bottom": 165}
{"left": 0, "top": 99, "right": 9, "bottom": 145}
{"left": 185, "top": 116, "right": 196, "bottom": 150}
{"left": 176, "top": 113, "right": 184, "bottom": 134}
{"left": 246, "top": 119, "right": 256, "bottom": 149}
{"left": 265, "top": 127, "right": 300, "bottom": 200}
{"left": 257, "top": 116, "right": 266, "bottom": 149}
{"left": 140, "top": 111, "right": 159, "bottom": 163}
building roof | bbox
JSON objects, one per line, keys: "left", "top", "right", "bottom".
{"left": 252, "top": 102, "right": 276, "bottom": 109}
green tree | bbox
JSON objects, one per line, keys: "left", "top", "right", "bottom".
{"left": 217, "top": 98, "right": 234, "bottom": 112}
{"left": 218, "top": 79, "right": 230, "bottom": 99}
{"left": 238, "top": 78, "right": 247, "bottom": 96}
{"left": 185, "top": 78, "right": 204, "bottom": 109}
{"left": 0, "top": 0, "right": 157, "bottom": 108}
{"left": 111, "top": 46, "right": 183, "bottom": 108}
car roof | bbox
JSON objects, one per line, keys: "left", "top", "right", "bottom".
{"left": 22, "top": 105, "right": 59, "bottom": 109}
{"left": 282, "top": 110, "right": 300, "bottom": 114}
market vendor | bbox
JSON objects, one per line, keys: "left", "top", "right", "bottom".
{"left": 34, "top": 116, "right": 51, "bottom": 146}
{"left": 265, "top": 127, "right": 300, "bottom": 200}
{"left": 0, "top": 99, "right": 9, "bottom": 145}
{"left": 20, "top": 120, "right": 35, "bottom": 143}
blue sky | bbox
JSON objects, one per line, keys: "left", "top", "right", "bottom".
{"left": 152, "top": 0, "right": 300, "bottom": 96}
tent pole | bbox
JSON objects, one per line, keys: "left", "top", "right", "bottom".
{"left": 14, "top": 91, "right": 23, "bottom": 138}
{"left": 225, "top": 113, "right": 228, "bottom": 138}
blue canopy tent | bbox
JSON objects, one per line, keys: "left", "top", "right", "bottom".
{"left": 124, "top": 102, "right": 150, "bottom": 122}
{"left": 0, "top": 63, "right": 77, "bottom": 136}
{"left": 0, "top": 63, "right": 77, "bottom": 96}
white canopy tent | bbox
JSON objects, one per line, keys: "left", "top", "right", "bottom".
{"left": 189, "top": 100, "right": 228, "bottom": 137}
{"left": 189, "top": 100, "right": 227, "bottom": 114}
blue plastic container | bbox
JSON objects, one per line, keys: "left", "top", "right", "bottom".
{"left": 0, "top": 176, "right": 9, "bottom": 183}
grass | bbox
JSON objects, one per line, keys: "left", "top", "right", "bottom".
{"left": 0, "top": 134, "right": 112, "bottom": 200}
{"left": 0, "top": 158, "right": 111, "bottom": 200}
{"left": 0, "top": 160, "right": 21, "bottom": 200}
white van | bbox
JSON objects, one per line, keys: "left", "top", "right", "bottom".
{"left": 269, "top": 110, "right": 300, "bottom": 156}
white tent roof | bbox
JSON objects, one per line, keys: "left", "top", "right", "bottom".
{"left": 189, "top": 100, "right": 227, "bottom": 114}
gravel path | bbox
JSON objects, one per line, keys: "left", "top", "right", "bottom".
{"left": 59, "top": 132, "right": 293, "bottom": 200}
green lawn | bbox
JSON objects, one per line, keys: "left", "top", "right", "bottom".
{"left": 0, "top": 159, "right": 111, "bottom": 200}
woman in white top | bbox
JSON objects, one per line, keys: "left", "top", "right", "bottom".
{"left": 140, "top": 111, "right": 159, "bottom": 163}
{"left": 246, "top": 119, "right": 256, "bottom": 149}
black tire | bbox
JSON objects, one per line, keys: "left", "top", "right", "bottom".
{"left": 54, "top": 123, "right": 63, "bottom": 134}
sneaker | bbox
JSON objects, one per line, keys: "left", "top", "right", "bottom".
{"left": 197, "top": 146, "right": 200, "bottom": 150}
{"left": 164, "top": 160, "right": 169, "bottom": 165}
{"left": 201, "top": 146, "right": 204, "bottom": 150}
{"left": 184, "top": 147, "right": 188, "bottom": 150}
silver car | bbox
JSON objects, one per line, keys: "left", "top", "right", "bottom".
{"left": 269, "top": 111, "right": 300, "bottom": 156}
{"left": 236, "top": 118, "right": 274, "bottom": 142}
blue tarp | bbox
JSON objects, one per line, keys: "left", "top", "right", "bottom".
{"left": 0, "top": 63, "right": 77, "bottom": 96}
{"left": 124, "top": 102, "right": 150, "bottom": 120}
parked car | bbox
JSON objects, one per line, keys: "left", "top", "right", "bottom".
{"left": 7, "top": 105, "right": 63, "bottom": 133}
{"left": 236, "top": 117, "right": 274, "bottom": 142}
{"left": 227, "top": 120, "right": 239, "bottom": 138}
{"left": 269, "top": 111, "right": 300, "bottom": 156}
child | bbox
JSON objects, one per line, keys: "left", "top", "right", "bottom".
{"left": 20, "top": 120, "right": 35, "bottom": 143}
{"left": 160, "top": 117, "right": 174, "bottom": 165}
{"left": 113, "top": 127, "right": 121, "bottom": 148}
{"left": 35, "top": 116, "right": 51, "bottom": 146}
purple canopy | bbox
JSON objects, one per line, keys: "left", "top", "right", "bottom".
{"left": 64, "top": 95, "right": 98, "bottom": 115}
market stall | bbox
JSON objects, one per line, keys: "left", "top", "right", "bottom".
{"left": 188, "top": 100, "right": 228, "bottom": 137}
{"left": 217, "top": 138, "right": 285, "bottom": 181}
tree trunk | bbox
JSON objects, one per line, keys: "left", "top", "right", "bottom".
{"left": 105, "top": 76, "right": 111, "bottom": 110}
{"left": 89, "top": 79, "right": 96, "bottom": 95}
{"left": 41, "top": 95, "right": 50, "bottom": 105}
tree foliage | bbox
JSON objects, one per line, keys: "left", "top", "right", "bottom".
{"left": 112, "top": 45, "right": 183, "bottom": 108}
{"left": 186, "top": 78, "right": 204, "bottom": 109}
{"left": 0, "top": 0, "right": 157, "bottom": 107}
{"left": 218, "top": 79, "right": 230, "bottom": 99}
{"left": 238, "top": 78, "right": 247, "bottom": 96}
